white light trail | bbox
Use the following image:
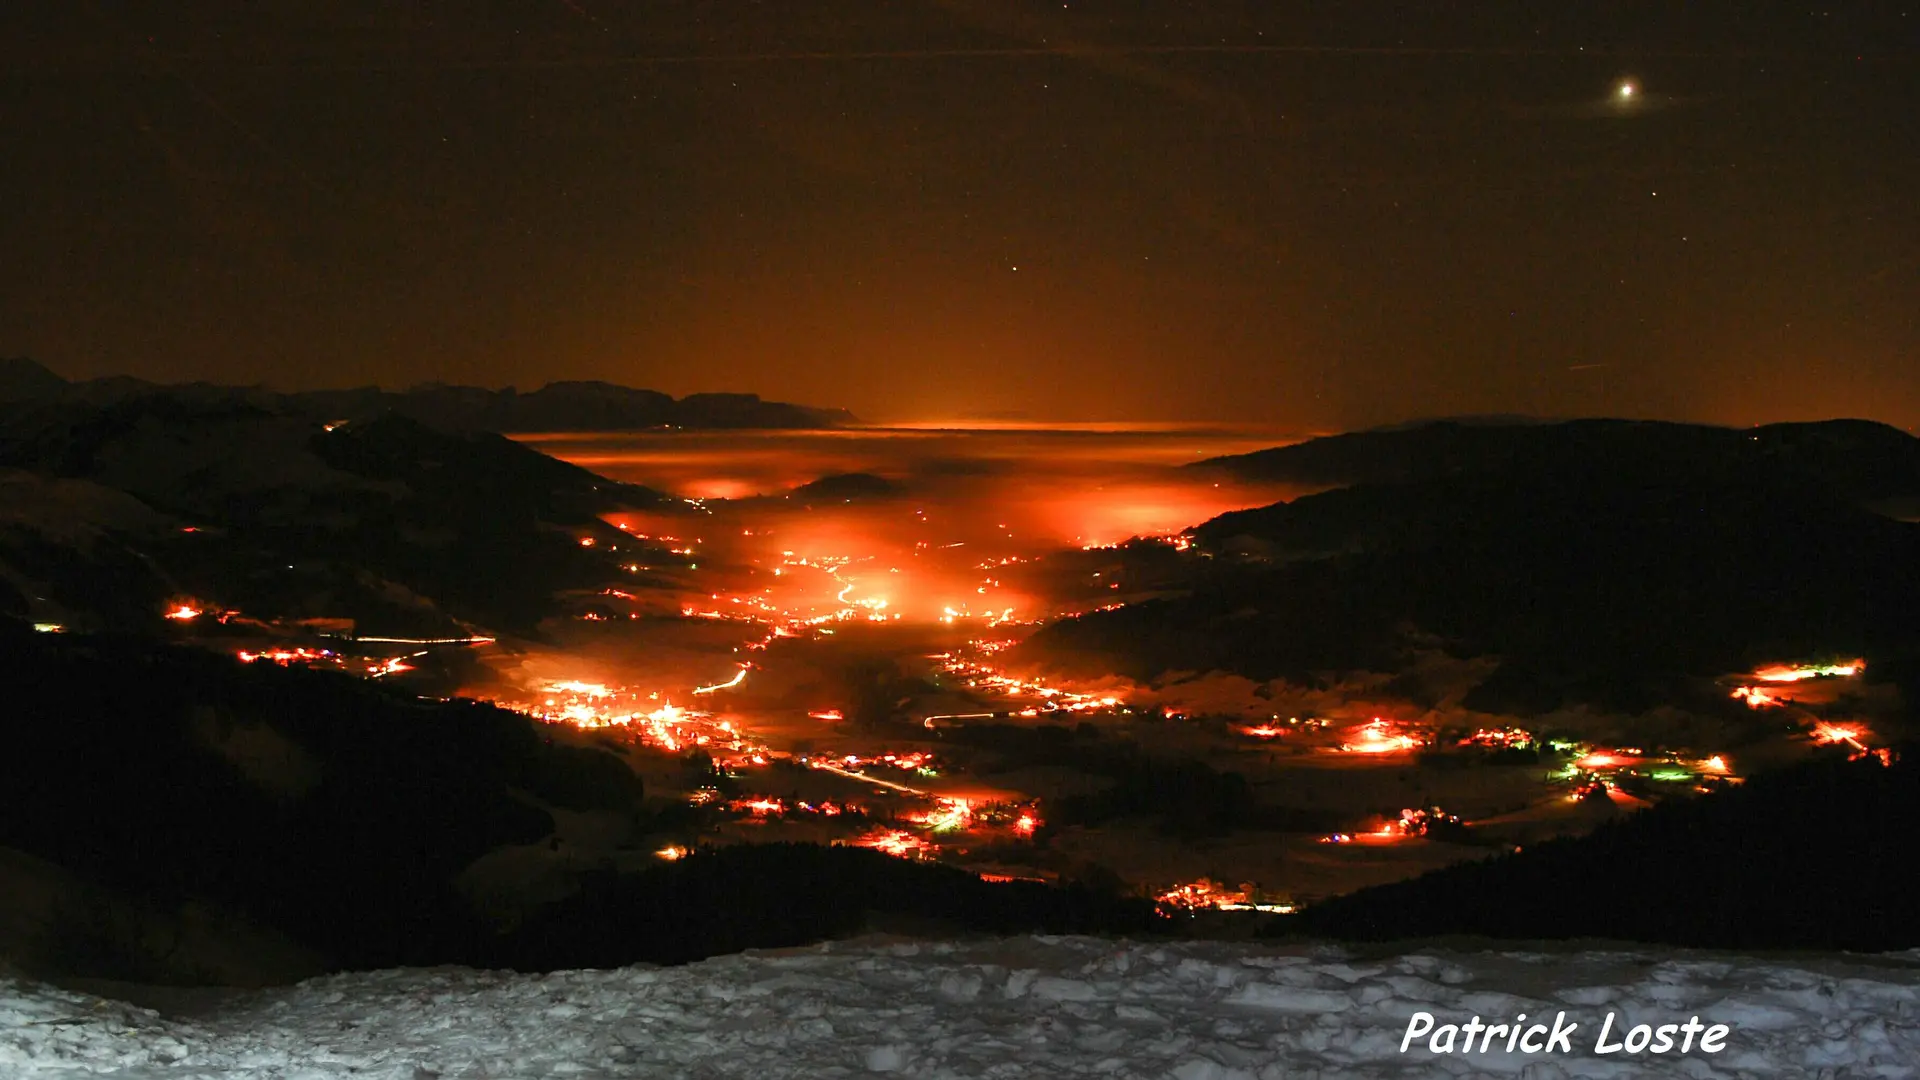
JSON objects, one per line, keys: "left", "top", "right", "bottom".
{"left": 692, "top": 664, "right": 750, "bottom": 695}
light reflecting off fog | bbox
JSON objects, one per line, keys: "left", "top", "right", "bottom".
{"left": 518, "top": 425, "right": 1306, "bottom": 625}
{"left": 514, "top": 424, "right": 1304, "bottom": 504}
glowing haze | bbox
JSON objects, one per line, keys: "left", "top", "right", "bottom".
{"left": 532, "top": 424, "right": 1300, "bottom": 626}
{"left": 3, "top": 4, "right": 1915, "bottom": 430}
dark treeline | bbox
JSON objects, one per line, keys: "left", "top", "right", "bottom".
{"left": 1283, "top": 746, "right": 1920, "bottom": 951}
{"left": 496, "top": 843, "right": 1161, "bottom": 970}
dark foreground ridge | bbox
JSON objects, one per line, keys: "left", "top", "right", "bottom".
{"left": 1282, "top": 746, "right": 1920, "bottom": 952}
{"left": 0, "top": 620, "right": 1156, "bottom": 985}
{"left": 497, "top": 842, "right": 1160, "bottom": 971}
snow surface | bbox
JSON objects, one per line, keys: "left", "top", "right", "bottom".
{"left": 6, "top": 936, "right": 1920, "bottom": 1078}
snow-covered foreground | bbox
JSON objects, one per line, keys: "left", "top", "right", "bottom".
{"left": 7, "top": 936, "right": 1920, "bottom": 1078}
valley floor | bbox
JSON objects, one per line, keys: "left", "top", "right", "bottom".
{"left": 6, "top": 936, "right": 1919, "bottom": 1078}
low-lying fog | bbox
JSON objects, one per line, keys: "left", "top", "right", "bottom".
{"left": 519, "top": 423, "right": 1306, "bottom": 624}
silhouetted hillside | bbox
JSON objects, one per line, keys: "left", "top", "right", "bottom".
{"left": 1284, "top": 746, "right": 1920, "bottom": 951}
{"left": 0, "top": 360, "right": 854, "bottom": 430}
{"left": 0, "top": 620, "right": 1163, "bottom": 979}
{"left": 0, "top": 399, "right": 666, "bottom": 635}
{"left": 781, "top": 472, "right": 906, "bottom": 505}
{"left": 1193, "top": 418, "right": 1920, "bottom": 505}
{"left": 497, "top": 842, "right": 1161, "bottom": 971}
{"left": 1021, "top": 419, "right": 1920, "bottom": 712}
{"left": 0, "top": 357, "right": 67, "bottom": 400}
{"left": 0, "top": 619, "right": 641, "bottom": 975}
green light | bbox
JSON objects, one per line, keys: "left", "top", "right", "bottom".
{"left": 1649, "top": 770, "right": 1694, "bottom": 782}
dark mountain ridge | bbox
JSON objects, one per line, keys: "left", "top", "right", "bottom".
{"left": 0, "top": 394, "right": 668, "bottom": 637}
{"left": 1021, "top": 418, "right": 1920, "bottom": 713}
{"left": 1193, "top": 417, "right": 1920, "bottom": 504}
{"left": 0, "top": 357, "right": 856, "bottom": 432}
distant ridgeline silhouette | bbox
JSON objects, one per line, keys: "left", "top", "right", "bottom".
{"left": 0, "top": 357, "right": 855, "bottom": 431}
{"left": 1020, "top": 416, "right": 1920, "bottom": 712}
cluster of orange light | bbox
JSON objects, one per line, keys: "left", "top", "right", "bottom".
{"left": 773, "top": 789, "right": 1041, "bottom": 862}
{"left": 672, "top": 549, "right": 935, "bottom": 656}
{"left": 943, "top": 800, "right": 1041, "bottom": 838}
{"left": 850, "top": 828, "right": 935, "bottom": 859}
{"left": 1753, "top": 659, "right": 1865, "bottom": 683}
{"left": 1812, "top": 722, "right": 1868, "bottom": 752}
{"left": 938, "top": 605, "right": 1023, "bottom": 627}
{"left": 1080, "top": 533, "right": 1193, "bottom": 553}
{"left": 804, "top": 756, "right": 931, "bottom": 795}
{"left": 1155, "top": 879, "right": 1293, "bottom": 913}
{"left": 1340, "top": 718, "right": 1421, "bottom": 754}
{"left": 931, "top": 649, "right": 1126, "bottom": 713}
{"left": 1460, "top": 727, "right": 1533, "bottom": 749}
{"left": 722, "top": 795, "right": 869, "bottom": 820}
{"left": 236, "top": 647, "right": 336, "bottom": 665}
{"left": 834, "top": 750, "right": 935, "bottom": 772}
{"left": 1394, "top": 806, "right": 1462, "bottom": 836}
{"left": 499, "top": 680, "right": 768, "bottom": 761}
{"left": 368, "top": 656, "right": 415, "bottom": 678}
{"left": 1319, "top": 815, "right": 1411, "bottom": 843}
{"left": 1566, "top": 779, "right": 1616, "bottom": 803}
{"left": 1239, "top": 716, "right": 1325, "bottom": 739}
{"left": 905, "top": 796, "right": 973, "bottom": 832}
{"left": 1731, "top": 659, "right": 1866, "bottom": 712}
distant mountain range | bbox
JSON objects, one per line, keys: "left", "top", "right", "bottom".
{"left": 1189, "top": 415, "right": 1920, "bottom": 496}
{"left": 0, "top": 357, "right": 856, "bottom": 637}
{"left": 0, "top": 357, "right": 856, "bottom": 432}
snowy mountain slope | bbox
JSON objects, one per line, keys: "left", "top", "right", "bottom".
{"left": 7, "top": 936, "right": 1920, "bottom": 1078}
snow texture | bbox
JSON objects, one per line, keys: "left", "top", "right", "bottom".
{"left": 6, "top": 936, "right": 1920, "bottom": 1078}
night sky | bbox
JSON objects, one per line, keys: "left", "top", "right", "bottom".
{"left": 4, "top": 3, "right": 1915, "bottom": 429}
